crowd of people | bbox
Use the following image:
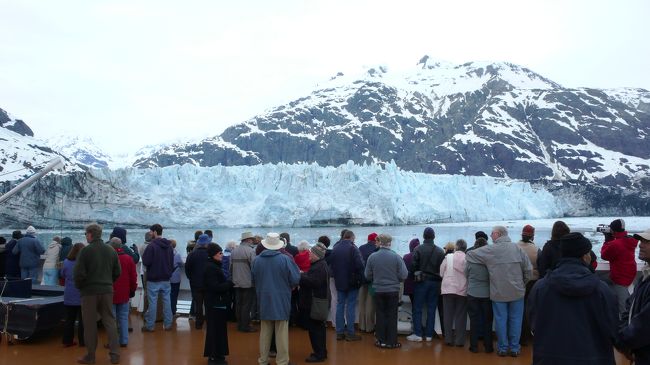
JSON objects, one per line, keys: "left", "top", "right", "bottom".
{"left": 0, "top": 218, "right": 648, "bottom": 365}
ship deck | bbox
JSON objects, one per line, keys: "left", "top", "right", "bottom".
{"left": 0, "top": 311, "right": 631, "bottom": 365}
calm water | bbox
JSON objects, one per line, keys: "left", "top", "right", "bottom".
{"left": 1, "top": 222, "right": 635, "bottom": 262}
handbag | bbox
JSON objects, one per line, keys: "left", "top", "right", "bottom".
{"left": 310, "top": 265, "right": 331, "bottom": 321}
{"left": 310, "top": 295, "right": 330, "bottom": 321}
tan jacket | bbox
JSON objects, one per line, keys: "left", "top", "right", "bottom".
{"left": 230, "top": 243, "right": 255, "bottom": 288}
{"left": 517, "top": 241, "right": 540, "bottom": 281}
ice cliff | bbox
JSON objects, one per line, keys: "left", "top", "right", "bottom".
{"left": 0, "top": 162, "right": 565, "bottom": 228}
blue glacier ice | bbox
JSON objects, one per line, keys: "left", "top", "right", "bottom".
{"left": 69, "top": 161, "right": 566, "bottom": 228}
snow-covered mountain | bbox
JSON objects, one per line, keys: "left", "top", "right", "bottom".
{"left": 45, "top": 135, "right": 115, "bottom": 169}
{"left": 134, "top": 56, "right": 650, "bottom": 189}
{"left": 0, "top": 108, "right": 82, "bottom": 181}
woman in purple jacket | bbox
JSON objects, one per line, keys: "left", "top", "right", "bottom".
{"left": 402, "top": 238, "right": 420, "bottom": 305}
{"left": 60, "top": 243, "right": 85, "bottom": 347}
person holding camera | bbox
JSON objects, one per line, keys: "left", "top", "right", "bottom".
{"left": 600, "top": 219, "right": 638, "bottom": 315}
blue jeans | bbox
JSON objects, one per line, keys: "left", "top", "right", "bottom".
{"left": 42, "top": 268, "right": 59, "bottom": 285}
{"left": 21, "top": 267, "right": 40, "bottom": 282}
{"left": 336, "top": 288, "right": 359, "bottom": 335}
{"left": 492, "top": 298, "right": 524, "bottom": 353}
{"left": 144, "top": 280, "right": 173, "bottom": 329}
{"left": 113, "top": 302, "right": 130, "bottom": 345}
{"left": 412, "top": 280, "right": 441, "bottom": 337}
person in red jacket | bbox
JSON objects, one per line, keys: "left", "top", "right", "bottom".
{"left": 294, "top": 240, "right": 312, "bottom": 272}
{"left": 110, "top": 239, "right": 138, "bottom": 347}
{"left": 600, "top": 218, "right": 638, "bottom": 316}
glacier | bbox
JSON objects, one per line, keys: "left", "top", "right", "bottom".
{"left": 0, "top": 161, "right": 567, "bottom": 229}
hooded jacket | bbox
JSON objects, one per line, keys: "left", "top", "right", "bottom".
{"left": 601, "top": 231, "right": 638, "bottom": 286}
{"left": 402, "top": 239, "right": 420, "bottom": 295}
{"left": 528, "top": 258, "right": 618, "bottom": 365}
{"left": 142, "top": 237, "right": 174, "bottom": 282}
{"left": 252, "top": 249, "right": 300, "bottom": 320}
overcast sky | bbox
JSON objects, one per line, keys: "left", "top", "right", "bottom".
{"left": 1, "top": 0, "right": 648, "bottom": 155}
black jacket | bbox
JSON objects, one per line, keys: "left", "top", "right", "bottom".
{"left": 299, "top": 258, "right": 329, "bottom": 310}
{"left": 203, "top": 258, "right": 234, "bottom": 309}
{"left": 4, "top": 239, "right": 21, "bottom": 278}
{"left": 411, "top": 240, "right": 445, "bottom": 281}
{"left": 185, "top": 246, "right": 210, "bottom": 288}
{"left": 537, "top": 239, "right": 562, "bottom": 278}
{"left": 528, "top": 258, "right": 618, "bottom": 365}
{"left": 618, "top": 271, "right": 650, "bottom": 365}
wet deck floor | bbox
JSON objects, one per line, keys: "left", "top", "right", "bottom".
{"left": 0, "top": 312, "right": 629, "bottom": 365}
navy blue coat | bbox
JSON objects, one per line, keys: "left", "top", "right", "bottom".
{"left": 12, "top": 234, "right": 44, "bottom": 269}
{"left": 359, "top": 241, "right": 378, "bottom": 265}
{"left": 328, "top": 239, "right": 364, "bottom": 292}
{"left": 185, "top": 245, "right": 210, "bottom": 288}
{"left": 528, "top": 258, "right": 618, "bottom": 365}
{"left": 5, "top": 239, "right": 21, "bottom": 278}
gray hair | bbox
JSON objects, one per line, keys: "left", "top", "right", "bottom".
{"left": 225, "top": 240, "right": 237, "bottom": 251}
{"left": 455, "top": 239, "right": 467, "bottom": 252}
{"left": 297, "top": 240, "right": 311, "bottom": 252}
{"left": 493, "top": 225, "right": 508, "bottom": 238}
{"left": 109, "top": 237, "right": 122, "bottom": 245}
{"left": 376, "top": 233, "right": 392, "bottom": 248}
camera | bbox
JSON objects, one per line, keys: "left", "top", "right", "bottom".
{"left": 596, "top": 224, "right": 611, "bottom": 234}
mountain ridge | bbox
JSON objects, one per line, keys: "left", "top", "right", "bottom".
{"left": 132, "top": 57, "right": 650, "bottom": 191}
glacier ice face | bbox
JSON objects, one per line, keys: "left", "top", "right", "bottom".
{"left": 1, "top": 162, "right": 565, "bottom": 229}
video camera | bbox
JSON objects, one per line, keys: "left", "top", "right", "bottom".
{"left": 596, "top": 224, "right": 611, "bottom": 234}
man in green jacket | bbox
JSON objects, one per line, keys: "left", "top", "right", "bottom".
{"left": 74, "top": 223, "right": 121, "bottom": 364}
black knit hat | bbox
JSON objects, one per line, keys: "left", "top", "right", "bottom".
{"left": 475, "top": 231, "right": 488, "bottom": 241}
{"left": 423, "top": 227, "right": 435, "bottom": 240}
{"left": 560, "top": 232, "right": 592, "bottom": 258}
